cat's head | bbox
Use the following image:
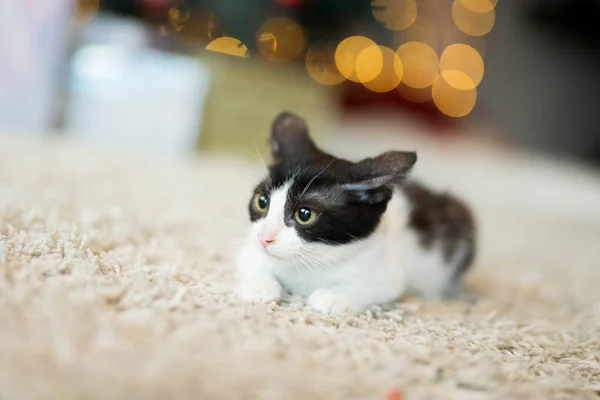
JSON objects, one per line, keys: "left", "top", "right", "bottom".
{"left": 247, "top": 112, "right": 417, "bottom": 260}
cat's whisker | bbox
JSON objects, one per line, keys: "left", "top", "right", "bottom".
{"left": 294, "top": 255, "right": 320, "bottom": 278}
{"left": 299, "top": 258, "right": 325, "bottom": 278}
{"left": 227, "top": 145, "right": 271, "bottom": 184}
{"left": 301, "top": 252, "right": 327, "bottom": 274}
{"left": 306, "top": 258, "right": 331, "bottom": 275}
{"left": 249, "top": 136, "right": 272, "bottom": 186}
{"left": 301, "top": 245, "right": 337, "bottom": 260}
{"left": 290, "top": 257, "right": 306, "bottom": 287}
{"left": 299, "top": 157, "right": 334, "bottom": 197}
{"left": 227, "top": 158, "right": 267, "bottom": 175}
{"left": 306, "top": 261, "right": 324, "bottom": 278}
{"left": 253, "top": 149, "right": 269, "bottom": 173}
{"left": 297, "top": 252, "right": 331, "bottom": 274}
{"left": 301, "top": 246, "right": 339, "bottom": 264}
{"left": 346, "top": 233, "right": 361, "bottom": 243}
{"left": 219, "top": 238, "right": 248, "bottom": 248}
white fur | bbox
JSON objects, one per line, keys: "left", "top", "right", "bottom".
{"left": 236, "top": 183, "right": 460, "bottom": 316}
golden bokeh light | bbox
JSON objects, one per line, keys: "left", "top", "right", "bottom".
{"left": 355, "top": 46, "right": 385, "bottom": 84}
{"left": 205, "top": 37, "right": 250, "bottom": 58}
{"left": 357, "top": 46, "right": 402, "bottom": 93}
{"left": 397, "top": 83, "right": 432, "bottom": 103}
{"left": 432, "top": 72, "right": 477, "bottom": 118}
{"left": 335, "top": 36, "right": 378, "bottom": 82}
{"left": 305, "top": 43, "right": 346, "bottom": 86}
{"left": 257, "top": 32, "right": 277, "bottom": 59}
{"left": 440, "top": 69, "right": 476, "bottom": 91}
{"left": 440, "top": 44, "right": 484, "bottom": 90}
{"left": 73, "top": 0, "right": 99, "bottom": 25}
{"left": 256, "top": 17, "right": 305, "bottom": 63}
{"left": 396, "top": 41, "right": 439, "bottom": 89}
{"left": 452, "top": 0, "right": 495, "bottom": 37}
{"left": 371, "top": 0, "right": 418, "bottom": 30}
{"left": 168, "top": 2, "right": 190, "bottom": 32}
{"left": 460, "top": 0, "right": 497, "bottom": 13}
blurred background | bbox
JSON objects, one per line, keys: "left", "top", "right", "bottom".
{"left": 1, "top": 0, "right": 600, "bottom": 163}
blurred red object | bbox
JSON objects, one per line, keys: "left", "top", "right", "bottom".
{"left": 385, "top": 388, "right": 402, "bottom": 400}
{"left": 340, "top": 82, "right": 458, "bottom": 133}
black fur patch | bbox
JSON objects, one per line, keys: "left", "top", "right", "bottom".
{"left": 247, "top": 112, "right": 417, "bottom": 245}
{"left": 403, "top": 182, "right": 476, "bottom": 278}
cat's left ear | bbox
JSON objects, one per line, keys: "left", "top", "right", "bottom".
{"left": 341, "top": 151, "right": 417, "bottom": 203}
{"left": 270, "top": 112, "right": 318, "bottom": 161}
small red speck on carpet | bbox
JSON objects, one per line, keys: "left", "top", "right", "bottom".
{"left": 385, "top": 388, "right": 402, "bottom": 400}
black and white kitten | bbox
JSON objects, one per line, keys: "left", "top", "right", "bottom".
{"left": 236, "top": 112, "right": 476, "bottom": 316}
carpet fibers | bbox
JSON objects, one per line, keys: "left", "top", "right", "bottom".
{"left": 0, "top": 132, "right": 599, "bottom": 400}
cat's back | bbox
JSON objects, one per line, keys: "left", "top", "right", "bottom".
{"left": 384, "top": 181, "right": 476, "bottom": 297}
{"left": 402, "top": 181, "right": 476, "bottom": 274}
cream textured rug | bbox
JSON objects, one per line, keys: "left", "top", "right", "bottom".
{"left": 1, "top": 121, "right": 600, "bottom": 400}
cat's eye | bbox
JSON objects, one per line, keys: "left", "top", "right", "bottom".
{"left": 295, "top": 207, "right": 317, "bottom": 225}
{"left": 253, "top": 193, "right": 269, "bottom": 213}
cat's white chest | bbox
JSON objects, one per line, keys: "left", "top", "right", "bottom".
{"left": 270, "top": 237, "right": 389, "bottom": 297}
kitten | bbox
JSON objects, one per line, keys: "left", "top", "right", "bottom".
{"left": 235, "top": 112, "right": 476, "bottom": 316}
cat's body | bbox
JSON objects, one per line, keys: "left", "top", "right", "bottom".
{"left": 236, "top": 112, "right": 476, "bottom": 316}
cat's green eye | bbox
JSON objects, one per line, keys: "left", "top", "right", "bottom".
{"left": 295, "top": 207, "right": 317, "bottom": 225}
{"left": 253, "top": 193, "right": 269, "bottom": 213}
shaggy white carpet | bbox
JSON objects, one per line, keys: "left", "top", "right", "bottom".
{"left": 0, "top": 122, "right": 599, "bottom": 400}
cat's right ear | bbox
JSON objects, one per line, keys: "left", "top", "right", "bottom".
{"left": 339, "top": 151, "right": 417, "bottom": 204}
{"left": 271, "top": 112, "right": 317, "bottom": 161}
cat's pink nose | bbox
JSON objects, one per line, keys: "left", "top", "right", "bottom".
{"left": 258, "top": 232, "right": 275, "bottom": 248}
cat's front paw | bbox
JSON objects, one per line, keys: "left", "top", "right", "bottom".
{"left": 236, "top": 279, "right": 283, "bottom": 305}
{"left": 308, "top": 289, "right": 357, "bottom": 317}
